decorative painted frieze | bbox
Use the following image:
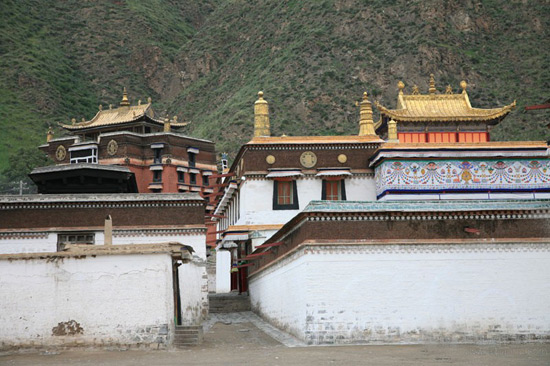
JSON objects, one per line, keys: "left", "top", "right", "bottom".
{"left": 375, "top": 159, "right": 550, "bottom": 198}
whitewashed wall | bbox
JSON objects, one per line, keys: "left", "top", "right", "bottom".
{"left": 0, "top": 232, "right": 206, "bottom": 259}
{"left": 250, "top": 243, "right": 550, "bottom": 344}
{"left": 0, "top": 253, "right": 175, "bottom": 349}
{"left": 179, "top": 259, "right": 208, "bottom": 324}
{"left": 238, "top": 176, "right": 376, "bottom": 226}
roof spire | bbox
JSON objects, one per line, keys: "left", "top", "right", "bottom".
{"left": 445, "top": 85, "right": 453, "bottom": 94}
{"left": 254, "top": 91, "right": 270, "bottom": 137}
{"left": 120, "top": 87, "right": 130, "bottom": 106}
{"left": 397, "top": 81, "right": 405, "bottom": 95}
{"left": 429, "top": 74, "right": 436, "bottom": 95}
{"left": 460, "top": 80, "right": 468, "bottom": 94}
{"left": 412, "top": 85, "right": 420, "bottom": 95}
{"left": 46, "top": 126, "right": 54, "bottom": 142}
{"left": 358, "top": 91, "right": 376, "bottom": 136}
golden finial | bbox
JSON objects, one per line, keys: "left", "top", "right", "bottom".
{"left": 109, "top": 104, "right": 113, "bottom": 110}
{"left": 397, "top": 81, "right": 405, "bottom": 94}
{"left": 46, "top": 126, "right": 54, "bottom": 142}
{"left": 120, "top": 87, "right": 130, "bottom": 106}
{"left": 429, "top": 74, "right": 436, "bottom": 95}
{"left": 412, "top": 85, "right": 420, "bottom": 95}
{"left": 173, "top": 116, "right": 178, "bottom": 122}
{"left": 147, "top": 97, "right": 152, "bottom": 104}
{"left": 99, "top": 104, "right": 103, "bottom": 111}
{"left": 81, "top": 118, "right": 85, "bottom": 122}
{"left": 460, "top": 80, "right": 467, "bottom": 93}
{"left": 359, "top": 91, "right": 376, "bottom": 136}
{"left": 445, "top": 85, "right": 453, "bottom": 94}
{"left": 71, "top": 118, "right": 76, "bottom": 125}
{"left": 164, "top": 116, "right": 171, "bottom": 132}
{"left": 388, "top": 119, "right": 398, "bottom": 141}
{"left": 138, "top": 99, "right": 141, "bottom": 106}
{"left": 254, "top": 91, "right": 270, "bottom": 137}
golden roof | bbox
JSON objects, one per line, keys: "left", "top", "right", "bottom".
{"left": 375, "top": 79, "right": 516, "bottom": 123}
{"left": 248, "top": 135, "right": 384, "bottom": 145}
{"left": 60, "top": 90, "right": 188, "bottom": 131}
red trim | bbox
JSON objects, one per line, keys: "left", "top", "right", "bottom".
{"left": 255, "top": 241, "right": 283, "bottom": 248}
{"left": 235, "top": 263, "right": 255, "bottom": 268}
{"left": 205, "top": 214, "right": 227, "bottom": 219}
{"left": 272, "top": 177, "right": 294, "bottom": 182}
{"left": 323, "top": 176, "right": 344, "bottom": 181}
{"left": 243, "top": 252, "right": 270, "bottom": 260}
{"left": 210, "top": 172, "right": 236, "bottom": 178}
{"left": 525, "top": 103, "right": 550, "bottom": 111}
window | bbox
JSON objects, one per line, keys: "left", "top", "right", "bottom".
{"left": 322, "top": 180, "right": 346, "bottom": 201}
{"left": 153, "top": 170, "right": 162, "bottom": 182}
{"left": 203, "top": 175, "right": 209, "bottom": 187}
{"left": 273, "top": 180, "right": 299, "bottom": 210}
{"left": 189, "top": 173, "right": 197, "bottom": 185}
{"left": 178, "top": 171, "right": 185, "bottom": 183}
{"left": 70, "top": 148, "right": 98, "bottom": 164}
{"left": 153, "top": 148, "right": 162, "bottom": 164}
{"left": 57, "top": 233, "right": 95, "bottom": 251}
{"left": 188, "top": 152, "right": 196, "bottom": 168}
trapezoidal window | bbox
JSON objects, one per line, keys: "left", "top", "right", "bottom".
{"left": 273, "top": 180, "right": 299, "bottom": 210}
{"left": 322, "top": 180, "right": 346, "bottom": 201}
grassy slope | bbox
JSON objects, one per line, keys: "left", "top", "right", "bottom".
{"left": 173, "top": 0, "right": 550, "bottom": 156}
{"left": 0, "top": 0, "right": 548, "bottom": 177}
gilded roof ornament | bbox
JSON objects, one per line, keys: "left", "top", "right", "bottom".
{"left": 99, "top": 104, "right": 103, "bottom": 111}
{"left": 147, "top": 97, "right": 152, "bottom": 104}
{"left": 359, "top": 91, "right": 376, "bottom": 136}
{"left": 71, "top": 118, "right": 76, "bottom": 125}
{"left": 398, "top": 81, "right": 405, "bottom": 94}
{"left": 138, "top": 99, "right": 142, "bottom": 106}
{"left": 412, "top": 85, "right": 420, "bottom": 95}
{"left": 429, "top": 74, "right": 436, "bottom": 95}
{"left": 109, "top": 104, "right": 113, "bottom": 110}
{"left": 254, "top": 91, "right": 270, "bottom": 137}
{"left": 446, "top": 85, "right": 453, "bottom": 94}
{"left": 460, "top": 80, "right": 468, "bottom": 93}
{"left": 120, "top": 87, "right": 130, "bottom": 106}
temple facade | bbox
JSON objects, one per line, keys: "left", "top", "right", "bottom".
{"left": 211, "top": 77, "right": 550, "bottom": 344}
{"left": 32, "top": 89, "right": 217, "bottom": 209}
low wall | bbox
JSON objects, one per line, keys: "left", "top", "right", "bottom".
{"left": 249, "top": 241, "right": 550, "bottom": 345}
{"left": 0, "top": 253, "right": 175, "bottom": 350}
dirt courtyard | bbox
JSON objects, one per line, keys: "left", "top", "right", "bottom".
{"left": 1, "top": 321, "right": 549, "bottom": 366}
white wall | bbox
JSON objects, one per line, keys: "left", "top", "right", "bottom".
{"left": 178, "top": 258, "right": 208, "bottom": 324}
{"left": 237, "top": 176, "right": 376, "bottom": 227}
{"left": 0, "top": 232, "right": 206, "bottom": 259}
{"left": 0, "top": 253, "right": 176, "bottom": 349}
{"left": 250, "top": 243, "right": 550, "bottom": 345}
{"left": 215, "top": 250, "right": 231, "bottom": 293}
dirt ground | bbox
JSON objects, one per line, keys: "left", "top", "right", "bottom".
{"left": 1, "top": 322, "right": 549, "bottom": 366}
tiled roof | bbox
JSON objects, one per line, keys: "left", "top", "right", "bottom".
{"left": 60, "top": 103, "right": 188, "bottom": 131}
{"left": 375, "top": 91, "right": 515, "bottom": 123}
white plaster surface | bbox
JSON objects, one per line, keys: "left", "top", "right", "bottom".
{"left": 215, "top": 250, "right": 231, "bottom": 293}
{"left": 0, "top": 254, "right": 175, "bottom": 349}
{"left": 179, "top": 258, "right": 208, "bottom": 324}
{"left": 250, "top": 243, "right": 550, "bottom": 344}
{"left": 0, "top": 232, "right": 206, "bottom": 259}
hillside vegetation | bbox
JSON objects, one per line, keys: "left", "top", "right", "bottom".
{"left": 1, "top": 0, "right": 549, "bottom": 182}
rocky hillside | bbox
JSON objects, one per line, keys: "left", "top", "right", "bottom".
{"left": 1, "top": 0, "right": 549, "bottom": 181}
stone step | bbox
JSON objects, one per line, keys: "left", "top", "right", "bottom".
{"left": 173, "top": 325, "right": 203, "bottom": 347}
{"left": 208, "top": 293, "right": 251, "bottom": 313}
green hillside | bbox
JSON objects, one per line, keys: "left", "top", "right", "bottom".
{"left": 1, "top": 0, "right": 549, "bottom": 184}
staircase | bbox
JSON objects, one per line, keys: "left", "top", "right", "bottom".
{"left": 173, "top": 325, "right": 203, "bottom": 347}
{"left": 208, "top": 292, "right": 251, "bottom": 313}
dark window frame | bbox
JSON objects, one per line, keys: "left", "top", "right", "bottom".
{"left": 189, "top": 173, "right": 197, "bottom": 185}
{"left": 153, "top": 170, "right": 162, "bottom": 182}
{"left": 321, "top": 179, "right": 347, "bottom": 201}
{"left": 273, "top": 180, "right": 299, "bottom": 210}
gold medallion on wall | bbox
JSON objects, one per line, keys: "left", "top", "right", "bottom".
{"left": 338, "top": 154, "right": 347, "bottom": 164}
{"left": 107, "top": 140, "right": 118, "bottom": 156}
{"left": 300, "top": 151, "right": 317, "bottom": 168}
{"left": 55, "top": 145, "right": 66, "bottom": 161}
{"left": 266, "top": 155, "right": 275, "bottom": 164}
